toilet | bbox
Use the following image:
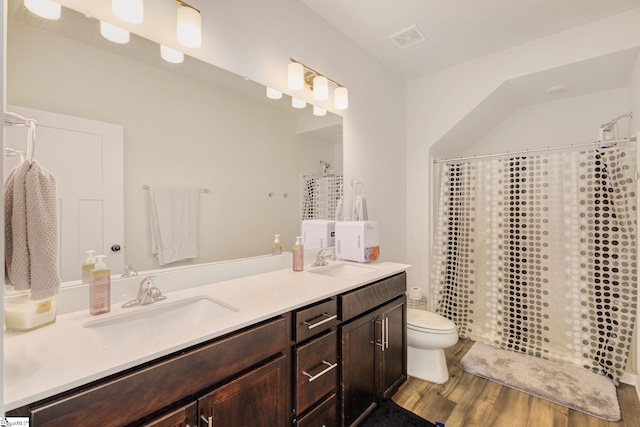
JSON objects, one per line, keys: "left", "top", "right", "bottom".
{"left": 407, "top": 308, "right": 459, "bottom": 384}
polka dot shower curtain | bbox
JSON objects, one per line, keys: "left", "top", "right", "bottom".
{"left": 431, "top": 141, "right": 637, "bottom": 384}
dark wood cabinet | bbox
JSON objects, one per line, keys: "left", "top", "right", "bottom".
{"left": 340, "top": 311, "right": 379, "bottom": 427}
{"left": 10, "top": 315, "right": 290, "bottom": 427}
{"left": 8, "top": 271, "right": 407, "bottom": 427}
{"left": 198, "top": 356, "right": 288, "bottom": 427}
{"left": 141, "top": 402, "right": 197, "bottom": 427}
{"left": 339, "top": 273, "right": 407, "bottom": 427}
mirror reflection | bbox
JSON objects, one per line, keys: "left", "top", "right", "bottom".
{"left": 6, "top": 1, "right": 343, "bottom": 282}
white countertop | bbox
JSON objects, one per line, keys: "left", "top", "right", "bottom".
{"left": 4, "top": 261, "right": 409, "bottom": 411}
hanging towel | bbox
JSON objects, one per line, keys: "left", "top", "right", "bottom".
{"left": 352, "top": 181, "right": 368, "bottom": 221}
{"left": 149, "top": 185, "right": 199, "bottom": 265}
{"left": 335, "top": 195, "right": 344, "bottom": 221}
{"left": 7, "top": 161, "right": 31, "bottom": 291}
{"left": 5, "top": 160, "right": 60, "bottom": 299}
{"left": 26, "top": 161, "right": 61, "bottom": 299}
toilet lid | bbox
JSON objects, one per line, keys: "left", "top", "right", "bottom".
{"left": 407, "top": 309, "right": 457, "bottom": 333}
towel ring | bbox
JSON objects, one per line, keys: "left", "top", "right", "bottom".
{"left": 352, "top": 180, "right": 365, "bottom": 196}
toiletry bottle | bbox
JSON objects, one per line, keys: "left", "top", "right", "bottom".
{"left": 90, "top": 255, "right": 111, "bottom": 315}
{"left": 272, "top": 234, "right": 282, "bottom": 255}
{"left": 82, "top": 250, "right": 96, "bottom": 285}
{"left": 293, "top": 236, "right": 304, "bottom": 271}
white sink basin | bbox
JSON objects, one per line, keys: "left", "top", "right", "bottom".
{"left": 309, "top": 263, "right": 378, "bottom": 279}
{"left": 83, "top": 296, "right": 239, "bottom": 348}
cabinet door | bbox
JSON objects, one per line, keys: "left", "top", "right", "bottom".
{"left": 379, "top": 297, "right": 407, "bottom": 401}
{"left": 142, "top": 402, "right": 197, "bottom": 427}
{"left": 340, "top": 313, "right": 378, "bottom": 427}
{"left": 198, "top": 356, "right": 288, "bottom": 427}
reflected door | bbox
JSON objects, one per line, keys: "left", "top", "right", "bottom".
{"left": 6, "top": 105, "right": 124, "bottom": 281}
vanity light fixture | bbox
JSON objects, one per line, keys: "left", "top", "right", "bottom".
{"left": 288, "top": 59, "right": 348, "bottom": 110}
{"left": 313, "top": 106, "right": 327, "bottom": 117}
{"left": 160, "top": 45, "right": 184, "bottom": 63}
{"left": 288, "top": 63, "right": 304, "bottom": 91}
{"left": 313, "top": 76, "right": 328, "bottom": 101}
{"left": 174, "top": 0, "right": 202, "bottom": 48}
{"left": 292, "top": 97, "right": 307, "bottom": 109}
{"left": 100, "top": 21, "right": 130, "bottom": 44}
{"left": 112, "top": 0, "right": 144, "bottom": 24}
{"left": 24, "top": 0, "right": 61, "bottom": 20}
{"left": 266, "top": 87, "right": 283, "bottom": 100}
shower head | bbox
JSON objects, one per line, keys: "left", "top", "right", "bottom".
{"left": 599, "top": 112, "right": 633, "bottom": 141}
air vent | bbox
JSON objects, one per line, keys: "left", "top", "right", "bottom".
{"left": 389, "top": 25, "right": 426, "bottom": 48}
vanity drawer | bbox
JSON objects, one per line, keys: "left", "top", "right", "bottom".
{"left": 295, "top": 393, "right": 337, "bottom": 427}
{"left": 295, "top": 297, "right": 338, "bottom": 342}
{"left": 340, "top": 272, "right": 406, "bottom": 322}
{"left": 296, "top": 330, "right": 337, "bottom": 415}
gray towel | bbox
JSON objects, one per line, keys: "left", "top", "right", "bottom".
{"left": 8, "top": 161, "right": 30, "bottom": 290}
{"left": 26, "top": 161, "right": 60, "bottom": 299}
{"left": 5, "top": 160, "right": 60, "bottom": 299}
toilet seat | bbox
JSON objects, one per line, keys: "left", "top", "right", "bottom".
{"left": 407, "top": 309, "right": 456, "bottom": 334}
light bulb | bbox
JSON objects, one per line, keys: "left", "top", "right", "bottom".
{"left": 288, "top": 63, "right": 304, "bottom": 91}
{"left": 292, "top": 97, "right": 307, "bottom": 109}
{"left": 334, "top": 87, "right": 348, "bottom": 110}
{"left": 266, "top": 87, "right": 283, "bottom": 100}
{"left": 112, "top": 0, "right": 143, "bottom": 24}
{"left": 24, "top": 0, "right": 61, "bottom": 20}
{"left": 160, "top": 45, "right": 184, "bottom": 64}
{"left": 177, "top": 6, "right": 201, "bottom": 48}
{"left": 100, "top": 21, "right": 130, "bottom": 44}
{"left": 313, "top": 106, "right": 327, "bottom": 116}
{"left": 313, "top": 76, "right": 328, "bottom": 101}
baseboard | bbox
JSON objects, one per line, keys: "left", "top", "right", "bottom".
{"left": 621, "top": 372, "right": 637, "bottom": 386}
{"left": 636, "top": 382, "right": 640, "bottom": 401}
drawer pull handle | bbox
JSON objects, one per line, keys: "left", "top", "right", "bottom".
{"left": 303, "top": 313, "right": 337, "bottom": 330}
{"left": 200, "top": 414, "right": 212, "bottom": 427}
{"left": 302, "top": 360, "right": 338, "bottom": 382}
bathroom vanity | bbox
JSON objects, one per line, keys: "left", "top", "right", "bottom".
{"left": 5, "top": 262, "right": 409, "bottom": 427}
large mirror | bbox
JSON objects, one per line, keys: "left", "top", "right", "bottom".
{"left": 6, "top": 0, "right": 343, "bottom": 283}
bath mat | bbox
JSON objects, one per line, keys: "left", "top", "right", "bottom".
{"left": 361, "top": 399, "right": 437, "bottom": 427}
{"left": 460, "top": 342, "right": 620, "bottom": 421}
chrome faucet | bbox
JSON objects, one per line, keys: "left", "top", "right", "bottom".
{"left": 120, "top": 264, "right": 138, "bottom": 278}
{"left": 122, "top": 276, "right": 166, "bottom": 308}
{"left": 311, "top": 247, "right": 336, "bottom": 267}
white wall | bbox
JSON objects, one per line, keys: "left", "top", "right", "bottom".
{"left": 184, "top": 0, "right": 408, "bottom": 264}
{"left": 464, "top": 88, "right": 629, "bottom": 156}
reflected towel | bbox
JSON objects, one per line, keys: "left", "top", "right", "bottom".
{"left": 5, "top": 160, "right": 60, "bottom": 299}
{"left": 335, "top": 196, "right": 344, "bottom": 221}
{"left": 149, "top": 185, "right": 199, "bottom": 265}
{"left": 352, "top": 195, "right": 368, "bottom": 221}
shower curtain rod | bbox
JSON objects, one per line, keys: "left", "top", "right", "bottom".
{"left": 433, "top": 136, "right": 637, "bottom": 164}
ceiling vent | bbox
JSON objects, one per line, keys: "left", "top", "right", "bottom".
{"left": 389, "top": 25, "right": 426, "bottom": 48}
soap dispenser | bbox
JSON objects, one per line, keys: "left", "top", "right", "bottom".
{"left": 272, "top": 234, "right": 282, "bottom": 255}
{"left": 293, "top": 236, "right": 304, "bottom": 271}
{"left": 90, "top": 255, "right": 111, "bottom": 315}
{"left": 82, "top": 250, "right": 96, "bottom": 285}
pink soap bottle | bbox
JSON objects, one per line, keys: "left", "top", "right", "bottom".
{"left": 293, "top": 236, "right": 304, "bottom": 271}
{"left": 90, "top": 255, "right": 111, "bottom": 315}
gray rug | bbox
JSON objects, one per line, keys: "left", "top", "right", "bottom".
{"left": 460, "top": 342, "right": 620, "bottom": 421}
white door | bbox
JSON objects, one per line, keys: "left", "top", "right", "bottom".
{"left": 6, "top": 105, "right": 124, "bottom": 282}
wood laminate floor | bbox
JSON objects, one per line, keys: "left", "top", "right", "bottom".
{"left": 393, "top": 339, "right": 640, "bottom": 427}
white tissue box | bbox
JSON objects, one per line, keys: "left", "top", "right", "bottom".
{"left": 335, "top": 220, "right": 380, "bottom": 263}
{"left": 302, "top": 220, "right": 336, "bottom": 250}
